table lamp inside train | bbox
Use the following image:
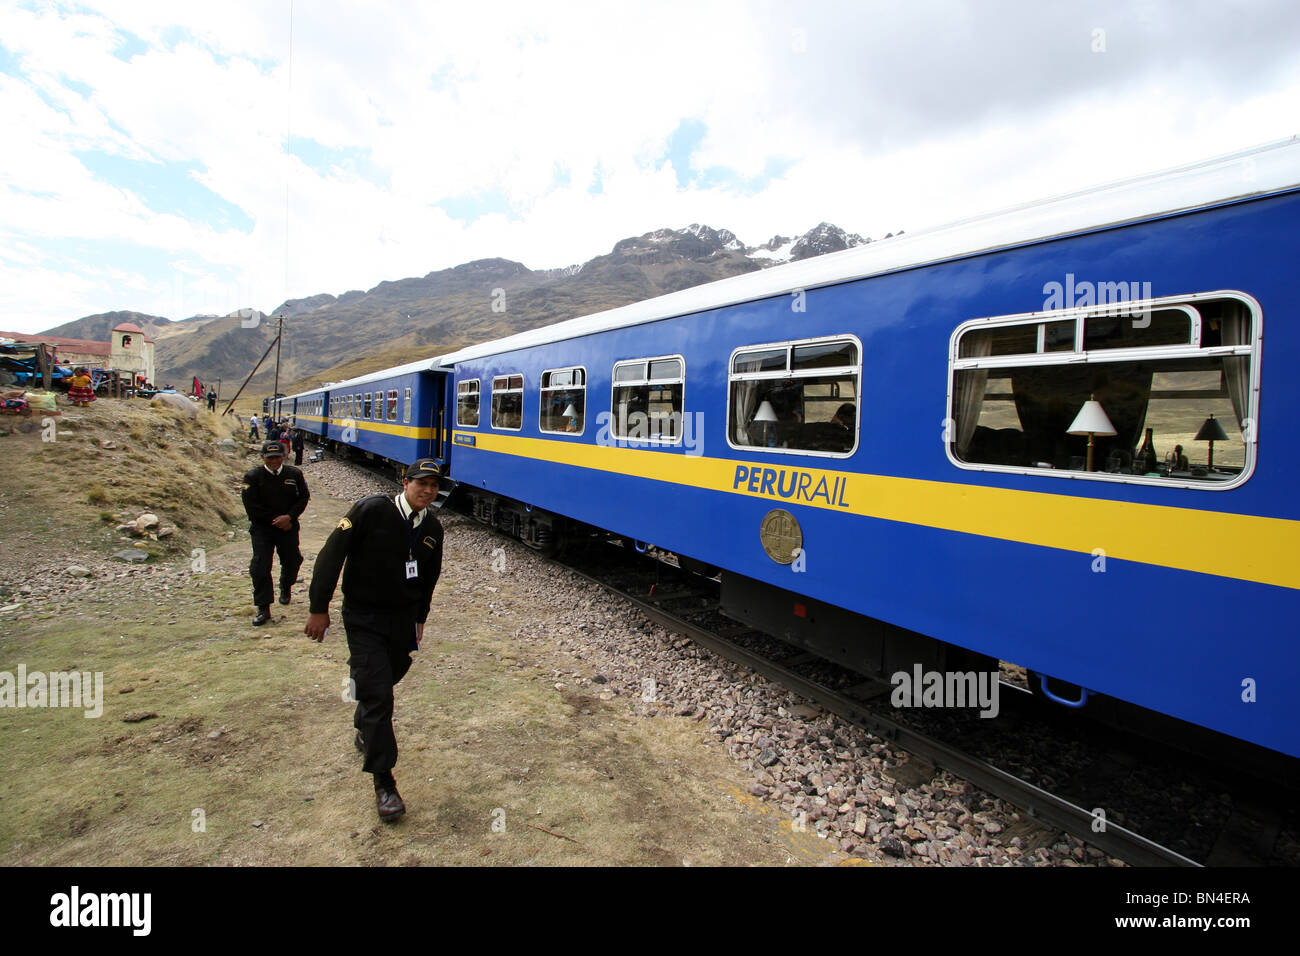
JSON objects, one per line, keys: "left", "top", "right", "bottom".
{"left": 1068, "top": 394, "right": 1117, "bottom": 472}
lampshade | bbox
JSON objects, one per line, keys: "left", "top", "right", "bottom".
{"left": 1194, "top": 415, "right": 1229, "bottom": 442}
{"left": 562, "top": 403, "right": 578, "bottom": 418}
{"left": 753, "top": 400, "right": 778, "bottom": 423}
{"left": 1067, "top": 397, "right": 1117, "bottom": 436}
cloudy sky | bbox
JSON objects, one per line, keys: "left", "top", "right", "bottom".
{"left": 1, "top": 0, "right": 1298, "bottom": 334}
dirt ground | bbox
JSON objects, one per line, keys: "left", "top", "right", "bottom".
{"left": 0, "top": 452, "right": 854, "bottom": 866}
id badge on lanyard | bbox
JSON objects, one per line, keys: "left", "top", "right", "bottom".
{"left": 405, "top": 511, "right": 419, "bottom": 579}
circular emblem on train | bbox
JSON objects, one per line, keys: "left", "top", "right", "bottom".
{"left": 759, "top": 509, "right": 802, "bottom": 565}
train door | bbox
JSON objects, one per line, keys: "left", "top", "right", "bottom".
{"left": 428, "top": 369, "right": 450, "bottom": 465}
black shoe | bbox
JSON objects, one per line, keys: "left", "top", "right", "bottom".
{"left": 252, "top": 607, "right": 271, "bottom": 627}
{"left": 354, "top": 730, "right": 364, "bottom": 754}
{"left": 278, "top": 586, "right": 291, "bottom": 606}
{"left": 376, "top": 785, "right": 406, "bottom": 822}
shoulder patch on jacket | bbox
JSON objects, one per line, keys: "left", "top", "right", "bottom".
{"left": 336, "top": 517, "right": 352, "bottom": 530}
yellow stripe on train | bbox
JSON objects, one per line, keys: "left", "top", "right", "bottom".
{"left": 452, "top": 430, "right": 1300, "bottom": 591}
{"left": 308, "top": 417, "right": 438, "bottom": 439}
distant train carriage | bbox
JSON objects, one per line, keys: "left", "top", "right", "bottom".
{"left": 431, "top": 139, "right": 1300, "bottom": 760}
{"left": 288, "top": 387, "right": 328, "bottom": 440}
{"left": 318, "top": 360, "right": 448, "bottom": 472}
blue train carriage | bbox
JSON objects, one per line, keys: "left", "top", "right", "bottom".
{"left": 321, "top": 359, "right": 448, "bottom": 474}
{"left": 445, "top": 137, "right": 1300, "bottom": 761}
{"left": 285, "top": 386, "right": 328, "bottom": 440}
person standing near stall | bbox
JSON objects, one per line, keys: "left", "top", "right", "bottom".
{"left": 67, "top": 367, "right": 96, "bottom": 407}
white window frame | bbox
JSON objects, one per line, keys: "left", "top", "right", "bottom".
{"left": 609, "top": 353, "right": 686, "bottom": 446}
{"left": 946, "top": 290, "right": 1261, "bottom": 491}
{"left": 386, "top": 389, "right": 398, "bottom": 422}
{"left": 457, "top": 379, "right": 480, "bottom": 427}
{"left": 724, "top": 334, "right": 862, "bottom": 459}
{"left": 403, "top": 387, "right": 412, "bottom": 424}
{"left": 539, "top": 365, "right": 588, "bottom": 436}
{"left": 491, "top": 374, "right": 524, "bottom": 431}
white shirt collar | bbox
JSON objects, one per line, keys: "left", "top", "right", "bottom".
{"left": 395, "top": 492, "right": 425, "bottom": 528}
{"left": 263, "top": 463, "right": 282, "bottom": 476}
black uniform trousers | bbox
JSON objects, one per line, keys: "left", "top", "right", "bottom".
{"left": 344, "top": 605, "right": 416, "bottom": 778}
{"left": 248, "top": 524, "right": 302, "bottom": 608}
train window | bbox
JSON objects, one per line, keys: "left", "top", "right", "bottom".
{"left": 1043, "top": 320, "right": 1075, "bottom": 352}
{"left": 611, "top": 356, "right": 685, "bottom": 443}
{"left": 727, "top": 336, "right": 860, "bottom": 456}
{"left": 949, "top": 293, "right": 1257, "bottom": 489}
{"left": 1083, "top": 308, "right": 1195, "bottom": 350}
{"left": 403, "top": 387, "right": 412, "bottom": 424}
{"left": 540, "top": 367, "right": 586, "bottom": 435}
{"left": 364, "top": 393, "right": 372, "bottom": 418}
{"left": 457, "top": 380, "right": 480, "bottom": 427}
{"left": 649, "top": 358, "right": 681, "bottom": 381}
{"left": 491, "top": 375, "right": 523, "bottom": 430}
{"left": 733, "top": 348, "right": 785, "bottom": 373}
{"left": 386, "top": 389, "right": 398, "bottom": 421}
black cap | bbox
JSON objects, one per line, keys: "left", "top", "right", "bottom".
{"left": 405, "top": 458, "right": 441, "bottom": 479}
{"left": 261, "top": 441, "right": 286, "bottom": 457}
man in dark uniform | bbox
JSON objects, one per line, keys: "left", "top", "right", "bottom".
{"left": 304, "top": 459, "right": 444, "bottom": 823}
{"left": 241, "top": 440, "right": 310, "bottom": 626}
{"left": 206, "top": 389, "right": 216, "bottom": 412}
{"left": 291, "top": 427, "right": 305, "bottom": 466}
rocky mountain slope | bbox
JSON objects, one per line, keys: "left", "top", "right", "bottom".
{"left": 43, "top": 222, "right": 876, "bottom": 395}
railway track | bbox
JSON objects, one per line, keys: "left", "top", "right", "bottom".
{"left": 555, "top": 538, "right": 1299, "bottom": 868}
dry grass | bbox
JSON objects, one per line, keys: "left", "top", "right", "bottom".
{"left": 0, "top": 446, "right": 842, "bottom": 866}
{"left": 0, "top": 397, "right": 249, "bottom": 564}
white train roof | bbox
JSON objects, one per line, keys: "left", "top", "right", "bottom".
{"left": 293, "top": 356, "right": 445, "bottom": 394}
{"left": 319, "top": 136, "right": 1300, "bottom": 388}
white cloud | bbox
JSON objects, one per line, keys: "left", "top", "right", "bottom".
{"left": 0, "top": 0, "right": 1298, "bottom": 334}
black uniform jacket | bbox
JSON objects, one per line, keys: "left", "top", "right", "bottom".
{"left": 241, "top": 464, "right": 310, "bottom": 529}
{"left": 308, "top": 494, "right": 443, "bottom": 624}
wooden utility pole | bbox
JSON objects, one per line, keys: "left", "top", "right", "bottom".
{"left": 222, "top": 331, "right": 281, "bottom": 417}
{"left": 35, "top": 343, "right": 51, "bottom": 390}
{"left": 272, "top": 313, "right": 283, "bottom": 403}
